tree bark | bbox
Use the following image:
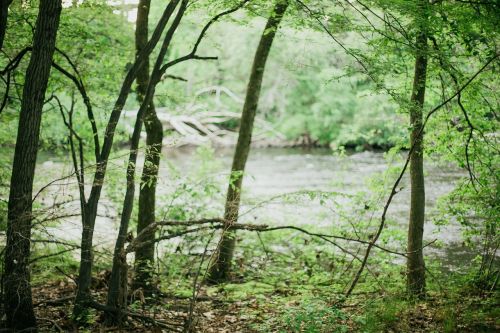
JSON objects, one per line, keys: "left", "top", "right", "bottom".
{"left": 4, "top": 0, "right": 62, "bottom": 331}
{"left": 407, "top": 0, "right": 428, "bottom": 298}
{"left": 73, "top": 0, "right": 180, "bottom": 320}
{"left": 207, "top": 0, "right": 288, "bottom": 283}
{"left": 105, "top": 1, "right": 187, "bottom": 325}
{"left": 0, "top": 0, "right": 13, "bottom": 50}
{"left": 132, "top": 0, "right": 164, "bottom": 296}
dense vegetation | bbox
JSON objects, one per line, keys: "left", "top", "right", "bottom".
{"left": 0, "top": 0, "right": 498, "bottom": 332}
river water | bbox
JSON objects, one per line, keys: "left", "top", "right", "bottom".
{"left": 37, "top": 147, "right": 474, "bottom": 271}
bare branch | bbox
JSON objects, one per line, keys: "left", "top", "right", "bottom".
{"left": 48, "top": 93, "right": 86, "bottom": 203}
{"left": 159, "top": 0, "right": 250, "bottom": 73}
{"left": 51, "top": 60, "right": 100, "bottom": 162}
{"left": 0, "top": 46, "right": 32, "bottom": 115}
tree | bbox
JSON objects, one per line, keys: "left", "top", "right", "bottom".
{"left": 73, "top": 0, "right": 181, "bottom": 319}
{"left": 4, "top": 0, "right": 62, "bottom": 330}
{"left": 105, "top": 0, "right": 188, "bottom": 324}
{"left": 0, "top": 0, "right": 13, "bottom": 50}
{"left": 133, "top": 0, "right": 164, "bottom": 296}
{"left": 106, "top": 0, "right": 252, "bottom": 321}
{"left": 406, "top": 0, "right": 429, "bottom": 297}
{"left": 208, "top": 0, "right": 289, "bottom": 283}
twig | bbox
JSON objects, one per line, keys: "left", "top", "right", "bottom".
{"left": 159, "top": 0, "right": 250, "bottom": 73}
{"left": 29, "top": 247, "right": 79, "bottom": 264}
{"left": 38, "top": 318, "right": 64, "bottom": 333}
{"left": 184, "top": 230, "right": 216, "bottom": 332}
{"left": 89, "top": 301, "right": 182, "bottom": 330}
{"left": 34, "top": 296, "right": 75, "bottom": 307}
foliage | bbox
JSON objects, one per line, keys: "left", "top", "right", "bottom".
{"left": 281, "top": 299, "right": 348, "bottom": 333}
{"left": 0, "top": 0, "right": 498, "bottom": 331}
{"left": 281, "top": 68, "right": 404, "bottom": 149}
{"left": 1, "top": 0, "right": 134, "bottom": 150}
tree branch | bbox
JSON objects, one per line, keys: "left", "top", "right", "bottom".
{"left": 159, "top": 0, "right": 250, "bottom": 74}
{"left": 51, "top": 60, "right": 100, "bottom": 162}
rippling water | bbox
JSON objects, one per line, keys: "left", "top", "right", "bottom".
{"left": 165, "top": 147, "right": 475, "bottom": 270}
{"left": 37, "top": 147, "right": 475, "bottom": 271}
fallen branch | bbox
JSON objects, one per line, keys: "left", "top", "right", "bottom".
{"left": 89, "top": 300, "right": 183, "bottom": 330}
{"left": 38, "top": 318, "right": 64, "bottom": 333}
{"left": 34, "top": 295, "right": 75, "bottom": 307}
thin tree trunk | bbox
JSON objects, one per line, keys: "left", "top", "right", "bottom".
{"left": 73, "top": 0, "right": 180, "bottom": 319}
{"left": 132, "top": 0, "right": 164, "bottom": 296}
{"left": 105, "top": 1, "right": 187, "bottom": 324}
{"left": 407, "top": 0, "right": 428, "bottom": 297}
{"left": 4, "top": 0, "right": 62, "bottom": 331}
{"left": 0, "top": 0, "right": 13, "bottom": 50}
{"left": 207, "top": 0, "right": 288, "bottom": 283}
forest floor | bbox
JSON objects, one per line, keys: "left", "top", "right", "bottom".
{"left": 31, "top": 271, "right": 499, "bottom": 333}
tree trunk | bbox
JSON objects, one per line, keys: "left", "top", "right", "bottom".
{"left": 4, "top": 0, "right": 62, "bottom": 331}
{"left": 132, "top": 0, "right": 164, "bottom": 296}
{"left": 407, "top": 0, "right": 428, "bottom": 298}
{"left": 207, "top": 0, "right": 288, "bottom": 284}
{"left": 0, "top": 0, "right": 13, "bottom": 50}
{"left": 105, "top": 1, "right": 187, "bottom": 325}
{"left": 73, "top": 0, "right": 180, "bottom": 319}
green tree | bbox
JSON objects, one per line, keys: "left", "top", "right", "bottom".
{"left": 105, "top": 0, "right": 188, "bottom": 324}
{"left": 0, "top": 0, "right": 13, "bottom": 50}
{"left": 406, "top": 0, "right": 429, "bottom": 297}
{"left": 208, "top": 0, "right": 289, "bottom": 283}
{"left": 4, "top": 0, "right": 62, "bottom": 330}
{"left": 133, "top": 0, "right": 164, "bottom": 296}
{"left": 73, "top": 0, "right": 181, "bottom": 320}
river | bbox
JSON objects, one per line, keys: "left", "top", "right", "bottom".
{"left": 37, "top": 147, "right": 474, "bottom": 271}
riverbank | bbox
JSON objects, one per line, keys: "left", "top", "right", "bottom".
{"left": 160, "top": 131, "right": 395, "bottom": 151}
